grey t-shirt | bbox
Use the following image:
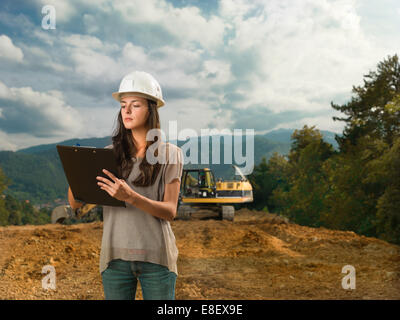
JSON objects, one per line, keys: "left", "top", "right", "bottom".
{"left": 99, "top": 141, "right": 184, "bottom": 275}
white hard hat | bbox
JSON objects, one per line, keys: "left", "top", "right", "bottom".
{"left": 112, "top": 71, "right": 165, "bottom": 108}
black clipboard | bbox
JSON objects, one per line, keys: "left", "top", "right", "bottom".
{"left": 56, "top": 145, "right": 126, "bottom": 207}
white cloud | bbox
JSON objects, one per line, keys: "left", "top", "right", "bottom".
{"left": 0, "top": 130, "right": 19, "bottom": 151}
{"left": 64, "top": 37, "right": 209, "bottom": 96}
{"left": 83, "top": 14, "right": 100, "bottom": 34}
{"left": 113, "top": 0, "right": 225, "bottom": 51}
{"left": 71, "top": 50, "right": 118, "bottom": 79}
{"left": 151, "top": 45, "right": 204, "bottom": 72}
{"left": 0, "top": 131, "right": 68, "bottom": 152}
{"left": 64, "top": 34, "right": 104, "bottom": 50}
{"left": 64, "top": 34, "right": 120, "bottom": 80}
{"left": 0, "top": 81, "right": 83, "bottom": 137}
{"left": 278, "top": 114, "right": 345, "bottom": 134}
{"left": 17, "top": 44, "right": 69, "bottom": 72}
{"left": 27, "top": 46, "right": 48, "bottom": 59}
{"left": 0, "top": 81, "right": 8, "bottom": 97}
{"left": 199, "top": 59, "right": 233, "bottom": 86}
{"left": 121, "top": 42, "right": 149, "bottom": 67}
{"left": 159, "top": 96, "right": 223, "bottom": 137}
{"left": 218, "top": 0, "right": 389, "bottom": 118}
{"left": 0, "top": 35, "right": 24, "bottom": 63}
{"left": 33, "top": 29, "right": 54, "bottom": 46}
{"left": 75, "top": 105, "right": 119, "bottom": 139}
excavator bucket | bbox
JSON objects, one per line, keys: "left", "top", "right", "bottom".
{"left": 51, "top": 205, "right": 73, "bottom": 224}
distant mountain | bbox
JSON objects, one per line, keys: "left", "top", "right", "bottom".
{"left": 264, "top": 128, "right": 340, "bottom": 150}
{"left": 18, "top": 137, "right": 113, "bottom": 154}
{"left": 1, "top": 129, "right": 339, "bottom": 205}
{"left": 0, "top": 137, "right": 114, "bottom": 205}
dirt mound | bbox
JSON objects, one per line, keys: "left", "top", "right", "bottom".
{"left": 0, "top": 208, "right": 399, "bottom": 299}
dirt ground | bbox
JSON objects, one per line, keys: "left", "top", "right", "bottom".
{"left": 0, "top": 208, "right": 399, "bottom": 300}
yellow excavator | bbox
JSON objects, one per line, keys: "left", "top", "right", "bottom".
{"left": 177, "top": 164, "right": 253, "bottom": 221}
{"left": 52, "top": 165, "right": 253, "bottom": 223}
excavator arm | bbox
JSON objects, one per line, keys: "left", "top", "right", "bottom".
{"left": 75, "top": 203, "right": 97, "bottom": 219}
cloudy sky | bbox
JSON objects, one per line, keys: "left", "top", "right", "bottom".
{"left": 0, "top": 0, "right": 399, "bottom": 151}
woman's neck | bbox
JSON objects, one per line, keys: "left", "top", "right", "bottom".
{"left": 131, "top": 129, "right": 147, "bottom": 158}
{"left": 135, "top": 147, "right": 146, "bottom": 158}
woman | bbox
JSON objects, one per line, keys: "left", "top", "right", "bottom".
{"left": 68, "top": 71, "right": 183, "bottom": 300}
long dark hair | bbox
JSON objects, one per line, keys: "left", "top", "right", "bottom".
{"left": 111, "top": 98, "right": 162, "bottom": 187}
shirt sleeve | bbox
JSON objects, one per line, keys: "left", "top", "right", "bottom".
{"left": 164, "top": 145, "right": 184, "bottom": 184}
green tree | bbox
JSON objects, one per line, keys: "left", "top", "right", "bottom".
{"left": 20, "top": 201, "right": 36, "bottom": 225}
{"left": 319, "top": 135, "right": 383, "bottom": 236}
{"left": 265, "top": 152, "right": 290, "bottom": 212}
{"left": 331, "top": 54, "right": 400, "bottom": 152}
{"left": 4, "top": 194, "right": 22, "bottom": 225}
{"left": 37, "top": 207, "right": 51, "bottom": 224}
{"left": 248, "top": 152, "right": 290, "bottom": 212}
{"left": 8, "top": 210, "right": 22, "bottom": 225}
{"left": 326, "top": 55, "right": 400, "bottom": 241}
{"left": 363, "top": 136, "right": 400, "bottom": 243}
{"left": 0, "top": 167, "right": 12, "bottom": 226}
{"left": 271, "top": 125, "right": 335, "bottom": 226}
{"left": 0, "top": 198, "right": 8, "bottom": 226}
{"left": 248, "top": 156, "right": 269, "bottom": 210}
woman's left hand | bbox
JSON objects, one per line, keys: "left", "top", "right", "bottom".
{"left": 96, "top": 169, "right": 138, "bottom": 203}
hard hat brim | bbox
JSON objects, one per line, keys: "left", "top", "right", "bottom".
{"left": 112, "top": 91, "right": 164, "bottom": 108}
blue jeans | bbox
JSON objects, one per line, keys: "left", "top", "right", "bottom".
{"left": 101, "top": 259, "right": 177, "bottom": 300}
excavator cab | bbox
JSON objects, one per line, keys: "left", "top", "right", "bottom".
{"left": 178, "top": 165, "right": 253, "bottom": 221}
{"left": 182, "top": 168, "right": 216, "bottom": 198}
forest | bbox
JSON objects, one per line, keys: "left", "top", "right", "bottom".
{"left": 248, "top": 54, "right": 400, "bottom": 245}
